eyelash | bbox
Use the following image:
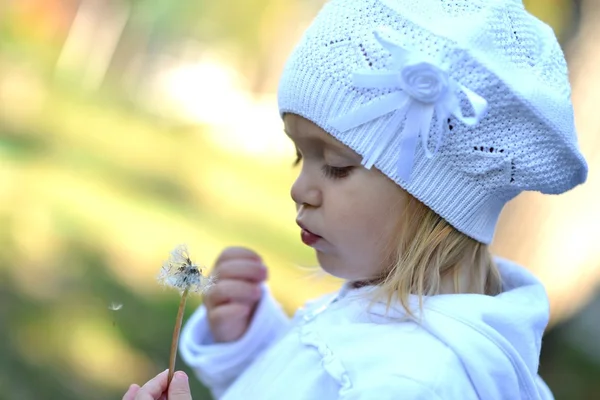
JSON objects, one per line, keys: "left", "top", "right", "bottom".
{"left": 293, "top": 153, "right": 354, "bottom": 180}
{"left": 322, "top": 165, "right": 353, "bottom": 179}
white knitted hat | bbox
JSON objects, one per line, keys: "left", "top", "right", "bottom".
{"left": 278, "top": 0, "right": 588, "bottom": 244}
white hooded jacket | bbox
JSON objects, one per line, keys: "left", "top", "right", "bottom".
{"left": 179, "top": 258, "right": 554, "bottom": 399}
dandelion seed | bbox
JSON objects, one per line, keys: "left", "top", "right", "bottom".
{"left": 158, "top": 244, "right": 213, "bottom": 388}
{"left": 108, "top": 302, "right": 123, "bottom": 311}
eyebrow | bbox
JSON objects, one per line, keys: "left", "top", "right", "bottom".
{"left": 284, "top": 129, "right": 356, "bottom": 157}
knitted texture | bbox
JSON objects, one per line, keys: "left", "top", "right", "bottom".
{"left": 278, "top": 0, "right": 588, "bottom": 244}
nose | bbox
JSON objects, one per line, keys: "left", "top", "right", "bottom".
{"left": 291, "top": 168, "right": 322, "bottom": 208}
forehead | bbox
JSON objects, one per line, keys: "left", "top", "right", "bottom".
{"left": 283, "top": 114, "right": 352, "bottom": 152}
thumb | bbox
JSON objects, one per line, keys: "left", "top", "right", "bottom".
{"left": 168, "top": 371, "right": 193, "bottom": 400}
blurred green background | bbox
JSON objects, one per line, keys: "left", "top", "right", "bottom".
{"left": 1, "top": 1, "right": 599, "bottom": 399}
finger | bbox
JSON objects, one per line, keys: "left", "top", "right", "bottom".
{"left": 134, "top": 369, "right": 168, "bottom": 400}
{"left": 122, "top": 384, "right": 140, "bottom": 400}
{"left": 214, "top": 259, "right": 267, "bottom": 282}
{"left": 168, "top": 371, "right": 193, "bottom": 400}
{"left": 207, "top": 302, "right": 252, "bottom": 327}
{"left": 215, "top": 247, "right": 262, "bottom": 266}
{"left": 204, "top": 280, "right": 262, "bottom": 308}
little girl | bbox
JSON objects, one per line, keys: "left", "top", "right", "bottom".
{"left": 124, "top": 0, "right": 588, "bottom": 399}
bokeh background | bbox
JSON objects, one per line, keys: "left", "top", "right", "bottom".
{"left": 0, "top": 0, "right": 599, "bottom": 399}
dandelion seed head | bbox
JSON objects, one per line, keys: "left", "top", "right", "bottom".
{"left": 157, "top": 244, "right": 214, "bottom": 293}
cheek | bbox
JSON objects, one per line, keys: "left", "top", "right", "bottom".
{"left": 332, "top": 190, "right": 399, "bottom": 251}
{"left": 338, "top": 181, "right": 403, "bottom": 251}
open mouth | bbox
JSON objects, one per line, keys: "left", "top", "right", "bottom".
{"left": 300, "top": 228, "right": 322, "bottom": 246}
{"left": 296, "top": 221, "right": 322, "bottom": 246}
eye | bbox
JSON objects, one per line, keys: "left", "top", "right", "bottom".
{"left": 321, "top": 165, "right": 354, "bottom": 179}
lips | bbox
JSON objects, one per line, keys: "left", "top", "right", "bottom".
{"left": 296, "top": 221, "right": 322, "bottom": 246}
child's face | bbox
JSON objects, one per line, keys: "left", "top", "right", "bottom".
{"left": 285, "top": 114, "right": 407, "bottom": 282}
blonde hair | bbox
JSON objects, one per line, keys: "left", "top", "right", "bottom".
{"left": 371, "top": 194, "right": 503, "bottom": 317}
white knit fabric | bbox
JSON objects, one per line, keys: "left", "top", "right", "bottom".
{"left": 278, "top": 0, "right": 588, "bottom": 244}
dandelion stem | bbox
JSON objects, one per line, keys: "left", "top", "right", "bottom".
{"left": 168, "top": 287, "right": 189, "bottom": 388}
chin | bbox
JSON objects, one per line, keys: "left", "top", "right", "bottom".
{"left": 316, "top": 252, "right": 363, "bottom": 281}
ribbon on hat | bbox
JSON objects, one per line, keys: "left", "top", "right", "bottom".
{"left": 329, "top": 29, "right": 488, "bottom": 182}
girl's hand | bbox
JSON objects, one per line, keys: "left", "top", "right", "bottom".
{"left": 122, "top": 370, "right": 192, "bottom": 400}
{"left": 204, "top": 247, "right": 267, "bottom": 342}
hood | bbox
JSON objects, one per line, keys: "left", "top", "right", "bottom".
{"left": 415, "top": 258, "right": 552, "bottom": 399}
{"left": 345, "top": 257, "right": 553, "bottom": 399}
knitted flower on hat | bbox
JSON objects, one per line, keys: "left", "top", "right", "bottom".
{"left": 278, "top": 0, "right": 588, "bottom": 244}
